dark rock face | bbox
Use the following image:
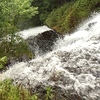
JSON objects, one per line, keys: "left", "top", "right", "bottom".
{"left": 27, "top": 30, "right": 62, "bottom": 55}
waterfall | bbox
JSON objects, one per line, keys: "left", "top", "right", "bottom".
{"left": 18, "top": 25, "right": 59, "bottom": 56}
{"left": 0, "top": 13, "right": 100, "bottom": 100}
{"left": 18, "top": 25, "right": 52, "bottom": 39}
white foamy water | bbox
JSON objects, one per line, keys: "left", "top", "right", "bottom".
{"left": 0, "top": 13, "right": 100, "bottom": 99}
{"left": 18, "top": 25, "right": 52, "bottom": 39}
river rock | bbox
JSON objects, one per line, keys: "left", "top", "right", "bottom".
{"left": 26, "top": 30, "right": 62, "bottom": 55}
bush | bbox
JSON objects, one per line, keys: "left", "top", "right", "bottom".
{"left": 0, "top": 79, "right": 54, "bottom": 100}
{"left": 0, "top": 38, "right": 33, "bottom": 62}
{"left": 0, "top": 79, "right": 38, "bottom": 100}
{"left": 45, "top": 0, "right": 100, "bottom": 33}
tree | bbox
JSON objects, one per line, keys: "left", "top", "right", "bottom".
{"left": 0, "top": 0, "right": 38, "bottom": 59}
{"left": 0, "top": 0, "right": 38, "bottom": 38}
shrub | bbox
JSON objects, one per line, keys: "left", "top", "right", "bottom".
{"left": 0, "top": 56, "right": 8, "bottom": 69}
{"left": 45, "top": 0, "right": 100, "bottom": 33}
{"left": 0, "top": 38, "right": 33, "bottom": 62}
{"left": 0, "top": 79, "right": 38, "bottom": 100}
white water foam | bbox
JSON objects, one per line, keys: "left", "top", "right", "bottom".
{"left": 0, "top": 13, "right": 100, "bottom": 99}
{"left": 18, "top": 25, "right": 52, "bottom": 39}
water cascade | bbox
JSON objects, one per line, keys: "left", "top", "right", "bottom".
{"left": 18, "top": 25, "right": 60, "bottom": 55}
{"left": 0, "top": 13, "right": 100, "bottom": 100}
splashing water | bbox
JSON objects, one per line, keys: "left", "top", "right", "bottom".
{"left": 0, "top": 13, "right": 100, "bottom": 99}
{"left": 18, "top": 25, "right": 52, "bottom": 39}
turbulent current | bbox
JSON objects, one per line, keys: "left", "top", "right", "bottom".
{"left": 0, "top": 13, "right": 100, "bottom": 100}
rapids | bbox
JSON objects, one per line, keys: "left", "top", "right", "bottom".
{"left": 0, "top": 13, "right": 100, "bottom": 100}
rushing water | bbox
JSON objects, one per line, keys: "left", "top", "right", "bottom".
{"left": 0, "top": 13, "right": 100, "bottom": 99}
{"left": 18, "top": 25, "right": 52, "bottom": 39}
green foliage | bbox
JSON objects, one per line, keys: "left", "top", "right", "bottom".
{"left": 0, "top": 80, "right": 54, "bottom": 100}
{"left": 0, "top": 79, "right": 39, "bottom": 100}
{"left": 0, "top": 0, "right": 37, "bottom": 60}
{"left": 0, "top": 0, "right": 38, "bottom": 37}
{"left": 0, "top": 38, "right": 33, "bottom": 61}
{"left": 0, "top": 56, "right": 8, "bottom": 69}
{"left": 45, "top": 86, "right": 54, "bottom": 100}
{"left": 45, "top": 1, "right": 75, "bottom": 33}
{"left": 45, "top": 0, "right": 100, "bottom": 33}
{"left": 31, "top": 0, "right": 70, "bottom": 26}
